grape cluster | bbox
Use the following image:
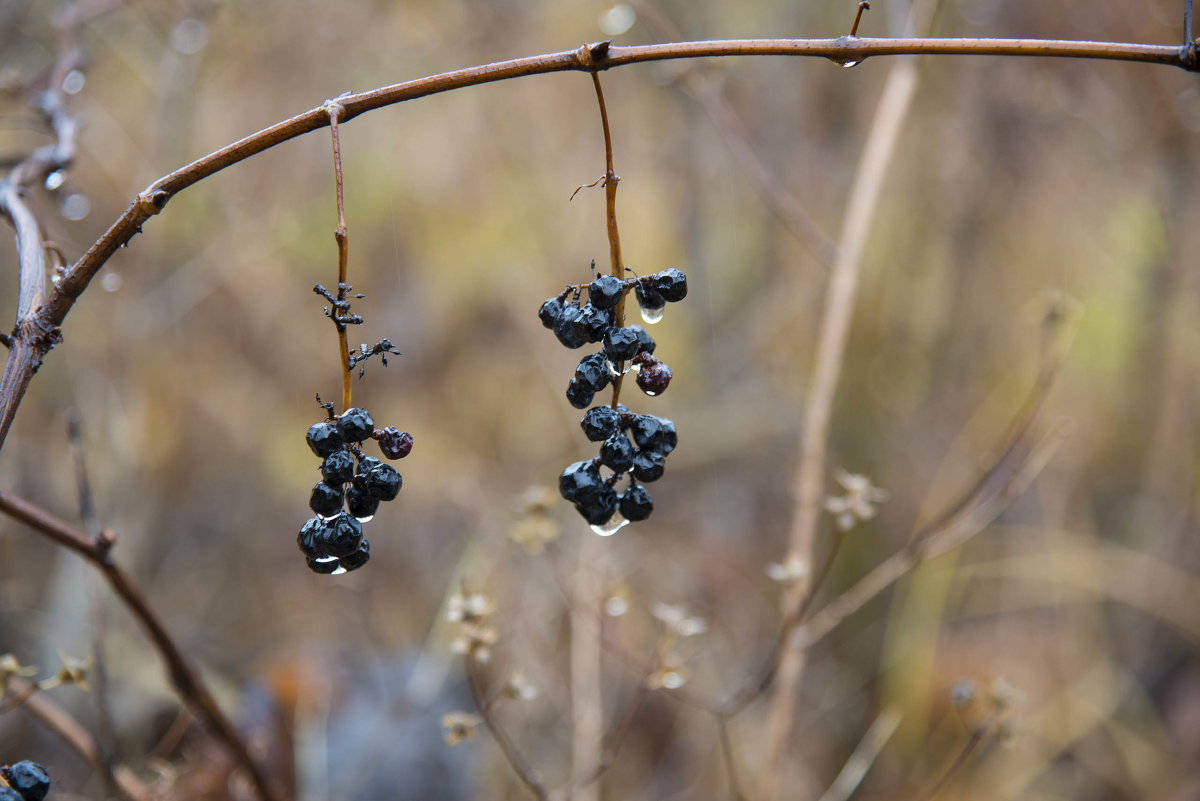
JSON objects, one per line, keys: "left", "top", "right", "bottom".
{"left": 298, "top": 406, "right": 412, "bottom": 574}
{"left": 0, "top": 761, "right": 50, "bottom": 801}
{"left": 539, "top": 268, "right": 687, "bottom": 529}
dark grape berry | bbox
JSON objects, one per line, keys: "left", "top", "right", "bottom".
{"left": 618, "top": 485, "right": 654, "bottom": 521}
{"left": 560, "top": 460, "right": 603, "bottom": 503}
{"left": 629, "top": 414, "right": 667, "bottom": 450}
{"left": 631, "top": 450, "right": 666, "bottom": 482}
{"left": 566, "top": 379, "right": 594, "bottom": 410}
{"left": 579, "top": 303, "right": 613, "bottom": 343}
{"left": 306, "top": 422, "right": 343, "bottom": 457}
{"left": 310, "top": 482, "right": 344, "bottom": 517}
{"left": 5, "top": 761, "right": 50, "bottom": 801}
{"left": 362, "top": 462, "right": 402, "bottom": 501}
{"left": 628, "top": 324, "right": 655, "bottom": 355}
{"left": 320, "top": 512, "right": 363, "bottom": 558}
{"left": 321, "top": 450, "right": 356, "bottom": 484}
{"left": 574, "top": 352, "right": 610, "bottom": 394}
{"left": 603, "top": 327, "right": 641, "bottom": 361}
{"left": 538, "top": 297, "right": 564, "bottom": 329}
{"left": 554, "top": 305, "right": 588, "bottom": 349}
{"left": 635, "top": 282, "right": 665, "bottom": 315}
{"left": 306, "top": 555, "right": 341, "bottom": 574}
{"left": 599, "top": 432, "right": 635, "bottom": 472}
{"left": 636, "top": 357, "right": 673, "bottom": 395}
{"left": 346, "top": 486, "right": 381, "bottom": 518}
{"left": 654, "top": 268, "right": 688, "bottom": 302}
{"left": 575, "top": 484, "right": 618, "bottom": 525}
{"left": 376, "top": 426, "right": 414, "bottom": 459}
{"left": 0, "top": 788, "right": 24, "bottom": 801}
{"left": 358, "top": 456, "right": 382, "bottom": 475}
{"left": 658, "top": 418, "right": 678, "bottom": 454}
{"left": 588, "top": 274, "right": 625, "bottom": 308}
{"left": 336, "top": 407, "right": 375, "bottom": 442}
{"left": 581, "top": 406, "right": 620, "bottom": 441}
{"left": 297, "top": 517, "right": 324, "bottom": 558}
{"left": 340, "top": 539, "right": 371, "bottom": 571}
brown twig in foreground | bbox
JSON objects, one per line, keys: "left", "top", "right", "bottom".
{"left": 464, "top": 657, "right": 549, "bottom": 801}
{"left": 0, "top": 489, "right": 280, "bottom": 801}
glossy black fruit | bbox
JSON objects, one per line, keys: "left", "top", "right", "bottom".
{"left": 658, "top": 418, "right": 678, "bottom": 454}
{"left": 554, "top": 305, "right": 588, "bottom": 349}
{"left": 603, "top": 327, "right": 641, "bottom": 361}
{"left": 297, "top": 517, "right": 324, "bottom": 559}
{"left": 635, "top": 282, "right": 665, "bottom": 315}
{"left": 629, "top": 414, "right": 667, "bottom": 450}
{"left": 575, "top": 485, "right": 618, "bottom": 525}
{"left": 340, "top": 539, "right": 371, "bottom": 571}
{"left": 599, "top": 432, "right": 635, "bottom": 472}
{"left": 631, "top": 450, "right": 665, "bottom": 482}
{"left": 0, "top": 788, "right": 24, "bottom": 801}
{"left": 5, "top": 761, "right": 50, "bottom": 801}
{"left": 306, "top": 555, "right": 341, "bottom": 574}
{"left": 346, "top": 486, "right": 381, "bottom": 518}
{"left": 538, "top": 297, "right": 564, "bottom": 329}
{"left": 618, "top": 485, "right": 654, "bottom": 521}
{"left": 320, "top": 512, "right": 363, "bottom": 558}
{"left": 574, "top": 352, "right": 610, "bottom": 393}
{"left": 581, "top": 406, "right": 620, "bottom": 441}
{"left": 654, "top": 268, "right": 688, "bottom": 302}
{"left": 362, "top": 462, "right": 402, "bottom": 501}
{"left": 336, "top": 407, "right": 375, "bottom": 442}
{"left": 636, "top": 358, "right": 673, "bottom": 395}
{"left": 628, "top": 324, "right": 655, "bottom": 355}
{"left": 588, "top": 274, "right": 625, "bottom": 308}
{"left": 306, "top": 422, "right": 343, "bottom": 457}
{"left": 560, "top": 460, "right": 603, "bottom": 503}
{"left": 309, "top": 482, "right": 344, "bottom": 517}
{"left": 579, "top": 303, "right": 613, "bottom": 343}
{"left": 321, "top": 450, "right": 356, "bottom": 484}
{"left": 566, "top": 379, "right": 594, "bottom": 410}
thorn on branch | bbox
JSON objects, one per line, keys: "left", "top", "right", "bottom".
{"left": 348, "top": 338, "right": 401, "bottom": 378}
{"left": 849, "top": 1, "right": 870, "bottom": 37}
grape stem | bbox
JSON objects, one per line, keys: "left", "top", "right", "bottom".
{"left": 588, "top": 65, "right": 627, "bottom": 411}
{"left": 326, "top": 101, "right": 353, "bottom": 412}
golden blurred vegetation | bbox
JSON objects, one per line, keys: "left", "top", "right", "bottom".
{"left": 2, "top": 0, "right": 1200, "bottom": 799}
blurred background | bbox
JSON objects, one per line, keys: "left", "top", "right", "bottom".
{"left": 1, "top": 0, "right": 1199, "bottom": 798}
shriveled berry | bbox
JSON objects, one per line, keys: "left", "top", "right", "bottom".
{"left": 336, "top": 407, "right": 375, "bottom": 442}
{"left": 635, "top": 282, "right": 665, "bottom": 315}
{"left": 636, "top": 358, "right": 673, "bottom": 395}
{"left": 321, "top": 450, "right": 356, "bottom": 484}
{"left": 363, "top": 462, "right": 402, "bottom": 501}
{"left": 599, "top": 432, "right": 635, "bottom": 472}
{"left": 297, "top": 517, "right": 325, "bottom": 558}
{"left": 654, "top": 267, "right": 688, "bottom": 302}
{"left": 0, "top": 788, "right": 24, "bottom": 801}
{"left": 306, "top": 555, "right": 341, "bottom": 574}
{"left": 6, "top": 761, "right": 50, "bottom": 801}
{"left": 629, "top": 414, "right": 667, "bottom": 450}
{"left": 575, "top": 485, "right": 618, "bottom": 525}
{"left": 376, "top": 426, "right": 413, "bottom": 459}
{"left": 618, "top": 485, "right": 654, "bottom": 521}
{"left": 574, "top": 352, "right": 610, "bottom": 394}
{"left": 588, "top": 274, "right": 625, "bottom": 308}
{"left": 581, "top": 406, "right": 620, "bottom": 441}
{"left": 579, "top": 303, "right": 613, "bottom": 343}
{"left": 358, "top": 456, "right": 382, "bottom": 475}
{"left": 554, "top": 305, "right": 588, "bottom": 349}
{"left": 628, "top": 324, "right": 656, "bottom": 355}
{"left": 310, "top": 482, "right": 344, "bottom": 517}
{"left": 340, "top": 539, "right": 371, "bottom": 571}
{"left": 319, "top": 512, "right": 363, "bottom": 558}
{"left": 603, "top": 327, "right": 641, "bottom": 361}
{"left": 631, "top": 450, "right": 665, "bottom": 482}
{"left": 538, "top": 297, "right": 564, "bottom": 329}
{"left": 347, "top": 486, "right": 381, "bottom": 518}
{"left": 560, "top": 460, "right": 603, "bottom": 503}
{"left": 306, "top": 422, "right": 343, "bottom": 457}
{"left": 566, "top": 379, "right": 594, "bottom": 410}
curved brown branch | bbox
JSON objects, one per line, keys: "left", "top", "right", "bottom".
{"left": 0, "top": 34, "right": 1188, "bottom": 453}
{"left": 0, "top": 489, "right": 280, "bottom": 801}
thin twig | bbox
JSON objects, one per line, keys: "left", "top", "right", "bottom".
{"left": 465, "top": 657, "right": 549, "bottom": 801}
{"left": 6, "top": 677, "right": 153, "bottom": 801}
{"left": 917, "top": 714, "right": 995, "bottom": 800}
{"left": 716, "top": 714, "right": 748, "bottom": 801}
{"left": 0, "top": 489, "right": 280, "bottom": 801}
{"left": 326, "top": 102, "right": 353, "bottom": 412}
{"left": 816, "top": 706, "right": 902, "bottom": 801}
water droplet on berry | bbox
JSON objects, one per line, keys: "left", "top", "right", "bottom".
{"left": 590, "top": 512, "right": 629, "bottom": 537}
{"left": 354, "top": 515, "right": 375, "bottom": 523}
{"left": 606, "top": 359, "right": 631, "bottom": 378}
{"left": 640, "top": 305, "right": 664, "bottom": 324}
{"left": 644, "top": 389, "right": 657, "bottom": 396}
{"left": 330, "top": 564, "right": 348, "bottom": 575}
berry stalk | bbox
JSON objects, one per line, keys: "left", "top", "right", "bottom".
{"left": 327, "top": 102, "right": 353, "bottom": 411}
{"left": 590, "top": 72, "right": 628, "bottom": 410}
